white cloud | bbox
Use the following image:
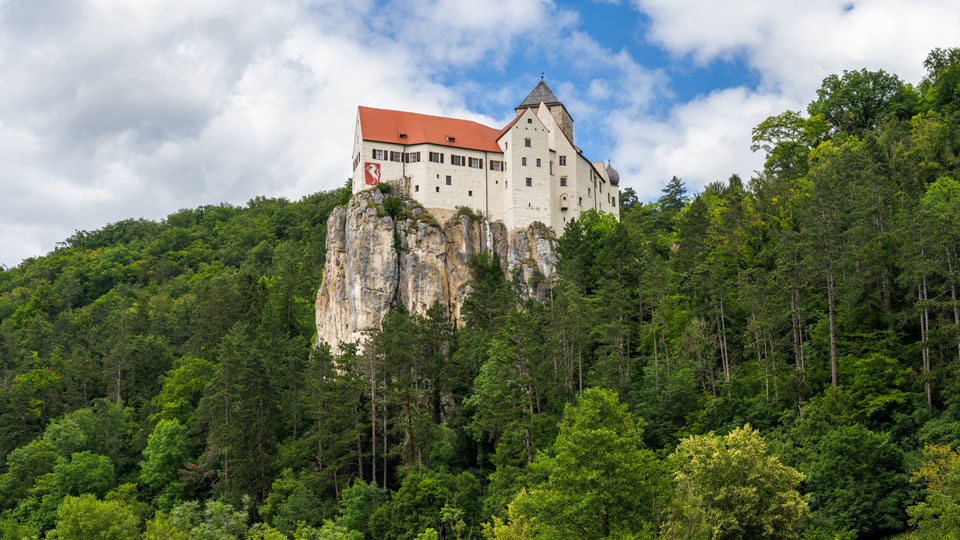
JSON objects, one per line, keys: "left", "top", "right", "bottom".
{"left": 0, "top": 0, "right": 591, "bottom": 267}
{"left": 634, "top": 0, "right": 960, "bottom": 96}
{"left": 610, "top": 88, "right": 798, "bottom": 201}
{"left": 611, "top": 0, "right": 960, "bottom": 199}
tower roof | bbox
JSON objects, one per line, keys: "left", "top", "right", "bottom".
{"left": 516, "top": 79, "right": 562, "bottom": 109}
{"left": 606, "top": 162, "right": 620, "bottom": 186}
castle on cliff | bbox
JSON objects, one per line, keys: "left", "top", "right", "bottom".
{"left": 350, "top": 79, "right": 621, "bottom": 233}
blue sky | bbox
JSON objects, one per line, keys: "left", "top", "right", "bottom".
{"left": 2, "top": 0, "right": 960, "bottom": 266}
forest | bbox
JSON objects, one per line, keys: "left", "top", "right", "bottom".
{"left": 2, "top": 47, "right": 960, "bottom": 539}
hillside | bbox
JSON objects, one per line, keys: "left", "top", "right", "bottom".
{"left": 2, "top": 48, "right": 960, "bottom": 539}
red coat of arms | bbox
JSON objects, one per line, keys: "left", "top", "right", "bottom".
{"left": 364, "top": 162, "right": 381, "bottom": 186}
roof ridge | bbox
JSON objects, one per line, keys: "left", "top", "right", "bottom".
{"left": 516, "top": 80, "right": 561, "bottom": 109}
{"left": 358, "top": 105, "right": 496, "bottom": 130}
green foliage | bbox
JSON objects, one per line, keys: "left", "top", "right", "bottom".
{"left": 259, "top": 469, "right": 324, "bottom": 534}
{"left": 335, "top": 480, "right": 387, "bottom": 538}
{"left": 7, "top": 52, "right": 960, "bottom": 540}
{"left": 504, "top": 388, "right": 666, "bottom": 539}
{"left": 807, "top": 68, "right": 918, "bottom": 134}
{"left": 665, "top": 425, "right": 809, "bottom": 540}
{"left": 46, "top": 494, "right": 140, "bottom": 540}
{"left": 139, "top": 419, "right": 191, "bottom": 509}
{"left": 839, "top": 352, "right": 916, "bottom": 421}
{"left": 908, "top": 443, "right": 960, "bottom": 538}
{"left": 54, "top": 451, "right": 116, "bottom": 499}
{"left": 383, "top": 196, "right": 403, "bottom": 217}
{"left": 0, "top": 517, "right": 39, "bottom": 540}
{"left": 807, "top": 424, "right": 911, "bottom": 536}
{"left": 293, "top": 521, "right": 364, "bottom": 540}
{"left": 369, "top": 471, "right": 481, "bottom": 540}
{"left": 151, "top": 356, "right": 217, "bottom": 427}
{"left": 0, "top": 438, "right": 58, "bottom": 510}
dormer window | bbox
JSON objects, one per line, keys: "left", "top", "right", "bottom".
{"left": 447, "top": 136, "right": 455, "bottom": 142}
{"left": 399, "top": 133, "right": 407, "bottom": 139}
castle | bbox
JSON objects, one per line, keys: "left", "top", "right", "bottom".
{"left": 350, "top": 79, "right": 620, "bottom": 233}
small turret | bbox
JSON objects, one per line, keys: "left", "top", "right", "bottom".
{"left": 606, "top": 161, "right": 620, "bottom": 187}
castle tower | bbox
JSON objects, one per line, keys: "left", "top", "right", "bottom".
{"left": 515, "top": 78, "right": 574, "bottom": 143}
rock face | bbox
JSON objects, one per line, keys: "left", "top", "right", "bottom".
{"left": 315, "top": 189, "right": 557, "bottom": 351}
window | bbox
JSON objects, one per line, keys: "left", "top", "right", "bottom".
{"left": 415, "top": 185, "right": 419, "bottom": 192}
{"left": 468, "top": 157, "right": 482, "bottom": 168}
{"left": 390, "top": 151, "right": 402, "bottom": 162}
{"left": 446, "top": 136, "right": 455, "bottom": 142}
{"left": 372, "top": 149, "right": 385, "bottom": 160}
{"left": 524, "top": 138, "right": 531, "bottom": 148}
{"left": 445, "top": 176, "right": 452, "bottom": 185}
{"left": 527, "top": 118, "right": 533, "bottom": 124}
{"left": 588, "top": 188, "right": 591, "bottom": 196}
{"left": 436, "top": 186, "right": 440, "bottom": 192}
{"left": 505, "top": 142, "right": 508, "bottom": 150}
{"left": 468, "top": 190, "right": 473, "bottom": 197}
{"left": 579, "top": 197, "right": 582, "bottom": 205}
{"left": 451, "top": 155, "right": 465, "bottom": 166}
{"left": 536, "top": 158, "right": 541, "bottom": 167}
{"left": 399, "top": 133, "right": 407, "bottom": 139}
{"left": 612, "top": 197, "right": 616, "bottom": 207}
{"left": 559, "top": 155, "right": 566, "bottom": 166}
{"left": 522, "top": 157, "right": 527, "bottom": 166}
{"left": 525, "top": 177, "right": 532, "bottom": 187}
{"left": 560, "top": 176, "right": 567, "bottom": 186}
{"left": 429, "top": 152, "right": 444, "bottom": 163}
{"left": 550, "top": 161, "right": 554, "bottom": 174}
{"left": 403, "top": 152, "right": 420, "bottom": 163}
{"left": 489, "top": 160, "right": 503, "bottom": 171}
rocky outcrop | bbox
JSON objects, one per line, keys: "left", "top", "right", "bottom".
{"left": 315, "top": 189, "right": 557, "bottom": 351}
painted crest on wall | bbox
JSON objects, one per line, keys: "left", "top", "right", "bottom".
{"left": 364, "top": 162, "right": 380, "bottom": 186}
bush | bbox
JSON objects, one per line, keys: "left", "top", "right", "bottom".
{"left": 383, "top": 196, "right": 403, "bottom": 218}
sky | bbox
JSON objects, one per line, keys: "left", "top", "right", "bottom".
{"left": 2, "top": 0, "right": 960, "bottom": 267}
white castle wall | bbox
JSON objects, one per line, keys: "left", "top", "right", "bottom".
{"left": 350, "top": 106, "right": 619, "bottom": 234}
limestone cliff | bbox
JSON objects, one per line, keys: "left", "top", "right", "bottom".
{"left": 315, "top": 188, "right": 557, "bottom": 351}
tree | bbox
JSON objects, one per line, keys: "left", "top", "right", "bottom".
{"left": 368, "top": 471, "right": 481, "bottom": 540}
{"left": 496, "top": 388, "right": 667, "bottom": 539}
{"left": 922, "top": 47, "right": 960, "bottom": 110}
{"left": 619, "top": 186, "right": 640, "bottom": 212}
{"left": 335, "top": 480, "right": 387, "bottom": 539}
{"left": 665, "top": 425, "right": 808, "bottom": 540}
{"left": 659, "top": 176, "right": 687, "bottom": 228}
{"left": 46, "top": 494, "right": 139, "bottom": 540}
{"left": 807, "top": 68, "right": 917, "bottom": 134}
{"left": 139, "top": 418, "right": 191, "bottom": 508}
{"left": 908, "top": 443, "right": 960, "bottom": 538}
{"left": 806, "top": 423, "right": 910, "bottom": 536}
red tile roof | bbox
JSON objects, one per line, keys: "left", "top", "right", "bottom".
{"left": 358, "top": 106, "right": 503, "bottom": 153}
